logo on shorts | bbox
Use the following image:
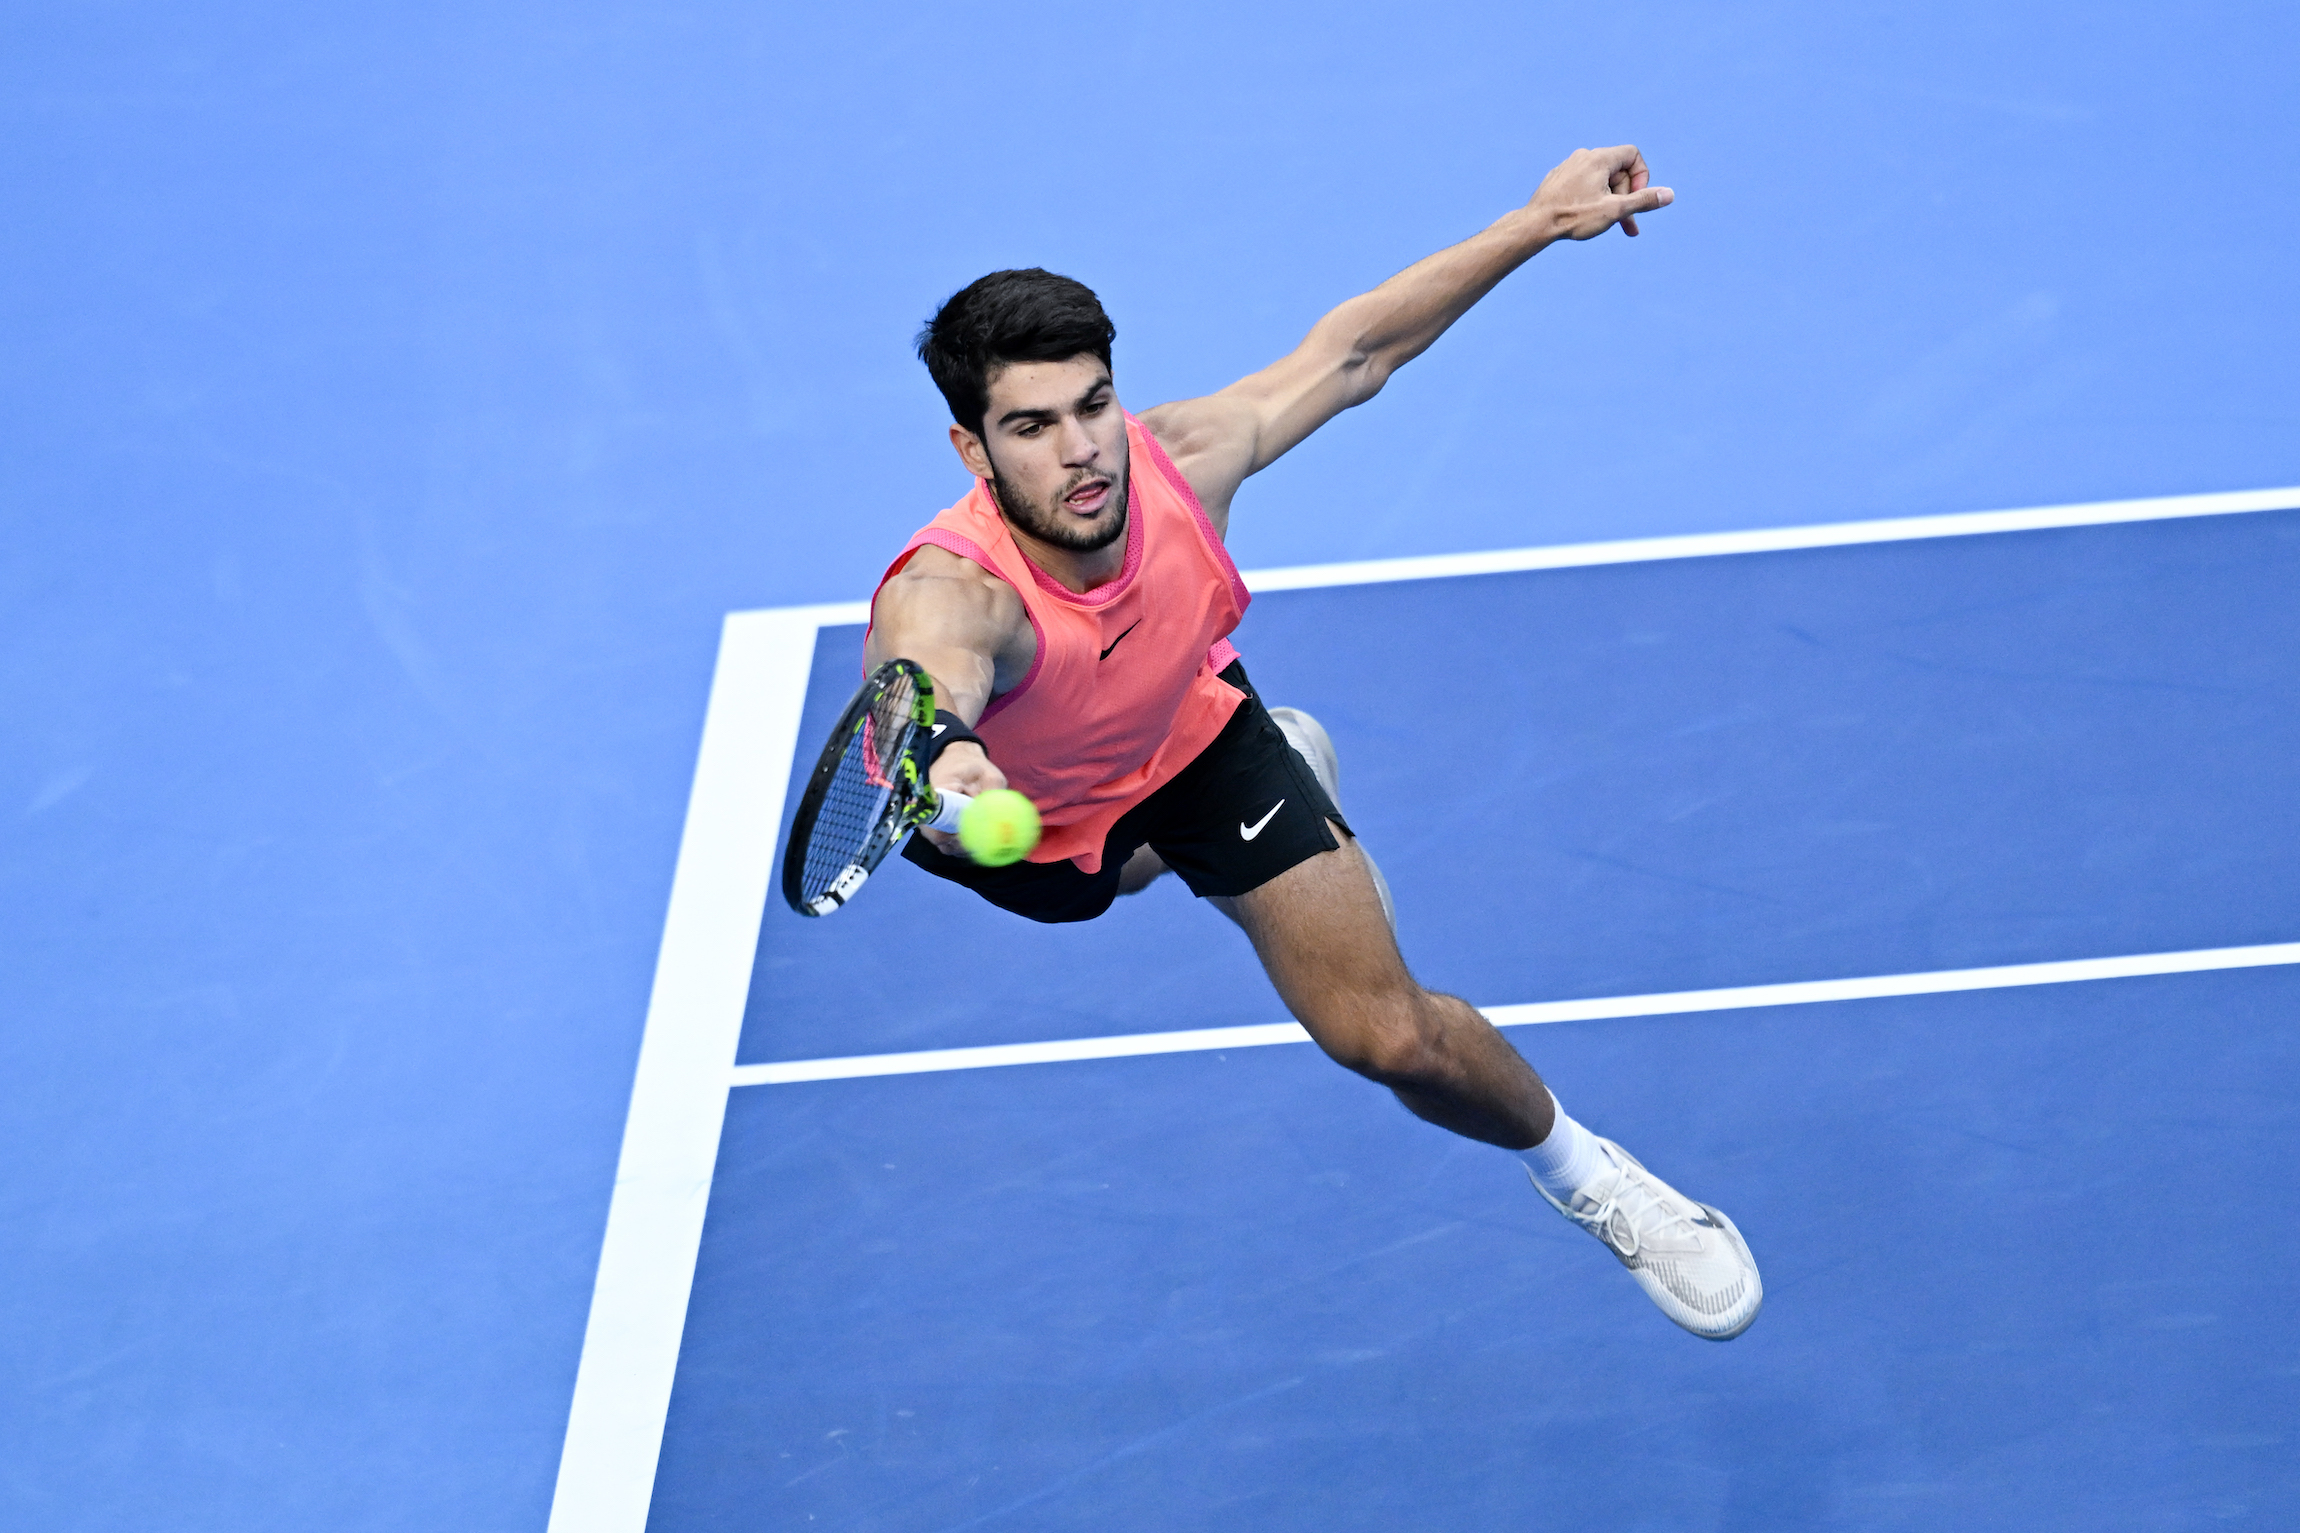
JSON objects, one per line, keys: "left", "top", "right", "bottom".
{"left": 1239, "top": 800, "right": 1285, "bottom": 840}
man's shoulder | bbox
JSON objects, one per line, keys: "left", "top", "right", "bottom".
{"left": 890, "top": 540, "right": 1012, "bottom": 593}
{"left": 1136, "top": 395, "right": 1255, "bottom": 463}
{"left": 869, "top": 538, "right": 1036, "bottom": 688}
{"left": 1133, "top": 395, "right": 1258, "bottom": 538}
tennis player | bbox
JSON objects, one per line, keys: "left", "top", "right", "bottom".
{"left": 865, "top": 146, "right": 1761, "bottom": 1340}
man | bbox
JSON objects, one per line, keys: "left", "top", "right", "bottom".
{"left": 866, "top": 145, "right": 1760, "bottom": 1340}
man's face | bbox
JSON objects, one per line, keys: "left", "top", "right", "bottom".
{"left": 953, "top": 356, "right": 1130, "bottom": 555}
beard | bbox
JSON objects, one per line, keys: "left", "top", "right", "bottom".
{"left": 988, "top": 460, "right": 1130, "bottom": 554}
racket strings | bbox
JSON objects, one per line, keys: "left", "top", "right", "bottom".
{"left": 797, "top": 671, "right": 922, "bottom": 902}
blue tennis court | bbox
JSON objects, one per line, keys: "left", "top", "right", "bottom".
{"left": 8, "top": 3, "right": 2300, "bottom": 1530}
{"left": 563, "top": 502, "right": 2300, "bottom": 1529}
{"left": 674, "top": 967, "right": 2298, "bottom": 1529}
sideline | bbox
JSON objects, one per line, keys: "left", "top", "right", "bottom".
{"left": 729, "top": 942, "right": 2300, "bottom": 1087}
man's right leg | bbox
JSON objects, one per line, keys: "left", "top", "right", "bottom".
{"left": 1113, "top": 844, "right": 1170, "bottom": 898}
{"left": 901, "top": 825, "right": 1126, "bottom": 923}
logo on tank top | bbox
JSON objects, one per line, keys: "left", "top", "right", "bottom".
{"left": 1098, "top": 618, "right": 1143, "bottom": 661}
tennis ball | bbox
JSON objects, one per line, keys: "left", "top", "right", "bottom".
{"left": 958, "top": 788, "right": 1041, "bottom": 867}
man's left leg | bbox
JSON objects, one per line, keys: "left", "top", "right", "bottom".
{"left": 1222, "top": 827, "right": 1549, "bottom": 1147}
{"left": 1114, "top": 704, "right": 1393, "bottom": 932}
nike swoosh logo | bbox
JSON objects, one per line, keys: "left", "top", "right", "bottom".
{"left": 1239, "top": 800, "right": 1284, "bottom": 840}
{"left": 1098, "top": 618, "right": 1143, "bottom": 661}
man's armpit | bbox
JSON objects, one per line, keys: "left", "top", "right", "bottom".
{"left": 1138, "top": 397, "right": 1259, "bottom": 534}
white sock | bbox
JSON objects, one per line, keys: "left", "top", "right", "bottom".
{"left": 1522, "top": 1096, "right": 1608, "bottom": 1199}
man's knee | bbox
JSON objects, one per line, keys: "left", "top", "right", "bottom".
{"left": 1309, "top": 987, "right": 1444, "bottom": 1085}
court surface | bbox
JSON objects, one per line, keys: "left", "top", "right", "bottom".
{"left": 9, "top": 4, "right": 2300, "bottom": 1530}
{"left": 557, "top": 497, "right": 2300, "bottom": 1530}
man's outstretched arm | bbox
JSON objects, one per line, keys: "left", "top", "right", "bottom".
{"left": 1140, "top": 145, "right": 1672, "bottom": 533}
{"left": 864, "top": 545, "right": 1034, "bottom": 848}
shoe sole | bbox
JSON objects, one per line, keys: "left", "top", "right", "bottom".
{"left": 1617, "top": 1199, "right": 1762, "bottom": 1342}
{"left": 1677, "top": 1202, "right": 1762, "bottom": 1341}
{"left": 1267, "top": 706, "right": 1341, "bottom": 804}
{"left": 1268, "top": 706, "right": 1395, "bottom": 935}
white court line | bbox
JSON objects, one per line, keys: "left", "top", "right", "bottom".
{"left": 730, "top": 942, "right": 2300, "bottom": 1086}
{"left": 545, "top": 610, "right": 823, "bottom": 1533}
{"left": 1238, "top": 485, "right": 2300, "bottom": 592}
{"left": 546, "top": 483, "right": 2300, "bottom": 1533}
{"left": 742, "top": 486, "right": 2300, "bottom": 626}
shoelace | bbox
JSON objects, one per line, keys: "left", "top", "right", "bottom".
{"left": 1528, "top": 1153, "right": 1693, "bottom": 1262}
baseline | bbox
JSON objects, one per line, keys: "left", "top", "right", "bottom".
{"left": 1239, "top": 485, "right": 2300, "bottom": 592}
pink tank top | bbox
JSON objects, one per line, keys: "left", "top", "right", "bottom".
{"left": 873, "top": 414, "right": 1251, "bottom": 873}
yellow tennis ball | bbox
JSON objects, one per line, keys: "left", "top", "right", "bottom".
{"left": 957, "top": 788, "right": 1041, "bottom": 867}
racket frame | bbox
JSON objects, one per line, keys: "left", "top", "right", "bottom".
{"left": 780, "top": 659, "right": 964, "bottom": 916}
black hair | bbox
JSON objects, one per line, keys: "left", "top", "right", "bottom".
{"left": 915, "top": 269, "right": 1116, "bottom": 435}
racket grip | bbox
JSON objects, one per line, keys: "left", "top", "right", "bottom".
{"left": 921, "top": 787, "right": 971, "bottom": 836}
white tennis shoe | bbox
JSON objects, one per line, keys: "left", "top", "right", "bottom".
{"left": 1530, "top": 1138, "right": 1763, "bottom": 1340}
{"left": 1267, "top": 706, "right": 1396, "bottom": 933}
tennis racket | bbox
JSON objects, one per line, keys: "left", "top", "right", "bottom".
{"left": 781, "top": 659, "right": 973, "bottom": 916}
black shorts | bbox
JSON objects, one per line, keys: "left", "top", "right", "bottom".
{"left": 902, "top": 660, "right": 1351, "bottom": 924}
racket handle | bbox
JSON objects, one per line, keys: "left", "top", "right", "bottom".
{"left": 921, "top": 787, "right": 971, "bottom": 836}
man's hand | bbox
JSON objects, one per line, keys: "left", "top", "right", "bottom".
{"left": 917, "top": 741, "right": 1009, "bottom": 856}
{"left": 1529, "top": 144, "right": 1674, "bottom": 240}
{"left": 1140, "top": 140, "right": 1674, "bottom": 535}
